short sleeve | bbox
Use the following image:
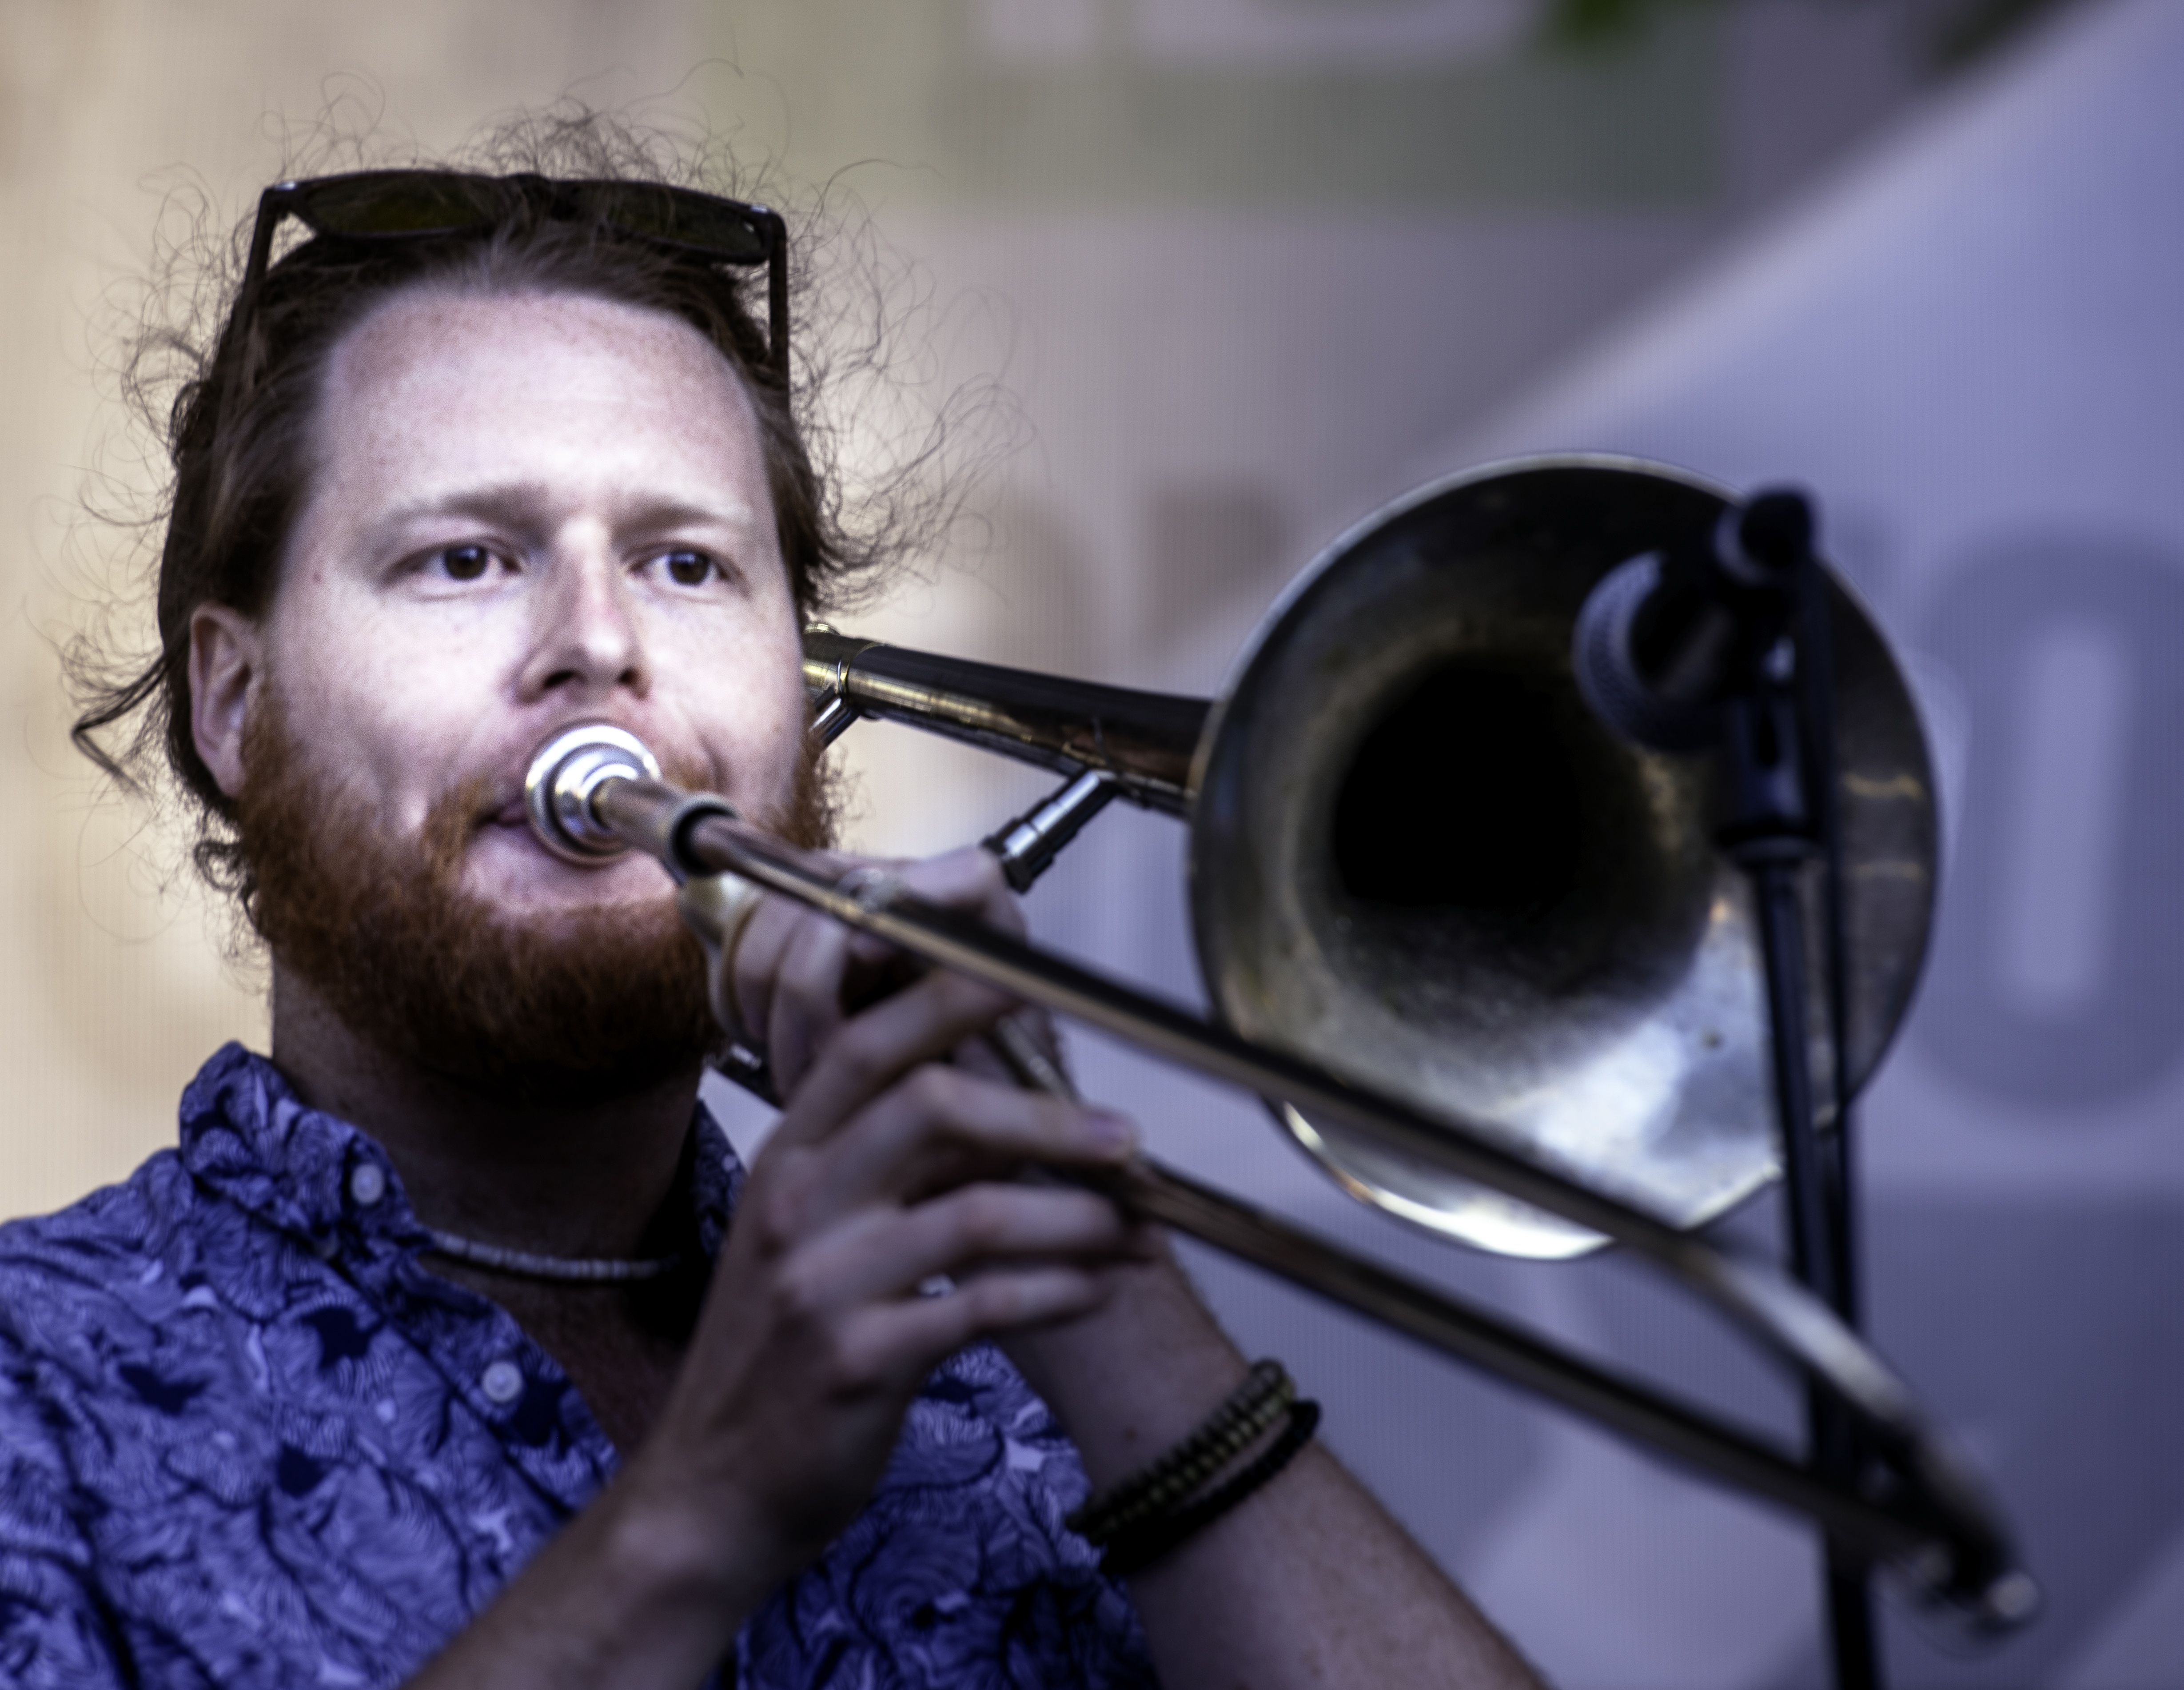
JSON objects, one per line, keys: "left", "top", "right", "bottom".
{"left": 0, "top": 1451, "right": 132, "bottom": 1688}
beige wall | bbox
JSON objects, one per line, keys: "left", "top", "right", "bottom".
{"left": 10, "top": 7, "right": 2113, "bottom": 1685}
{"left": 0, "top": 0, "right": 717, "bottom": 1215}
{"left": 0, "top": 0, "right": 1929, "bottom": 1231}
{"left": 0, "top": 0, "right": 1740, "bottom": 1218}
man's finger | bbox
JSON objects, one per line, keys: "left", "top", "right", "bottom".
{"left": 820, "top": 1267, "right": 1116, "bottom": 1395}
{"left": 763, "top": 968, "right": 1028, "bottom": 1152}
{"left": 765, "top": 913, "right": 857, "bottom": 1091}
{"left": 795, "top": 1063, "right": 1134, "bottom": 1220}
{"left": 776, "top": 1181, "right": 1133, "bottom": 1314}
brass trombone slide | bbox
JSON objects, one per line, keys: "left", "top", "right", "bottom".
{"left": 522, "top": 737, "right": 2034, "bottom": 1630}
{"left": 528, "top": 458, "right": 2032, "bottom": 1632}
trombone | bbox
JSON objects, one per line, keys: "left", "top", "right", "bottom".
{"left": 524, "top": 456, "right": 2034, "bottom": 1630}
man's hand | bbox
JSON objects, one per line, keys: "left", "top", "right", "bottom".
{"left": 620, "top": 845, "right": 1142, "bottom": 1595}
{"left": 410, "top": 845, "right": 1540, "bottom": 1690}
{"left": 722, "top": 844, "right": 1043, "bottom": 1089}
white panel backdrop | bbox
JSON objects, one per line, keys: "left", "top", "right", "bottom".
{"left": 1419, "top": 3, "right": 2178, "bottom": 1681}
{"left": 725, "top": 3, "right": 2184, "bottom": 1682}
{"left": 0, "top": 0, "right": 2156, "bottom": 1684}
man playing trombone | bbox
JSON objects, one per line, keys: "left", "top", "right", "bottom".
{"left": 0, "top": 121, "right": 1542, "bottom": 1689}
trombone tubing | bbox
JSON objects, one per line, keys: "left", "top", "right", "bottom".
{"left": 801, "top": 628, "right": 1206, "bottom": 812}
{"left": 588, "top": 773, "right": 2028, "bottom": 1625}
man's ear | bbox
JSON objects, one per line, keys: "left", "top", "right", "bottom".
{"left": 188, "top": 605, "right": 263, "bottom": 800}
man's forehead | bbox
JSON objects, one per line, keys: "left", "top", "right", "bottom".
{"left": 302, "top": 286, "right": 772, "bottom": 524}
{"left": 325, "top": 284, "right": 748, "bottom": 406}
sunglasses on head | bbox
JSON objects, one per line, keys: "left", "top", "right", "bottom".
{"left": 241, "top": 169, "right": 790, "bottom": 381}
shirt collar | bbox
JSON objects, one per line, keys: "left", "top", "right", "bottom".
{"left": 177, "top": 1041, "right": 744, "bottom": 1266}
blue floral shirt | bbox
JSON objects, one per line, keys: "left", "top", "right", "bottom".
{"left": 0, "top": 1044, "right": 1154, "bottom": 1688}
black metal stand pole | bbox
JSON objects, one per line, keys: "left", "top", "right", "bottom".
{"left": 1719, "top": 566, "right": 1881, "bottom": 1690}
{"left": 1800, "top": 542, "right": 1883, "bottom": 1690}
{"left": 1742, "top": 846, "right": 1879, "bottom": 1690}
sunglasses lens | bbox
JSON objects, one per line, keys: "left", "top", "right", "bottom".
{"left": 586, "top": 185, "right": 769, "bottom": 262}
{"left": 298, "top": 172, "right": 499, "bottom": 239}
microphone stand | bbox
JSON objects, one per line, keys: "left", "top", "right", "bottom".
{"left": 1714, "top": 496, "right": 1880, "bottom": 1690}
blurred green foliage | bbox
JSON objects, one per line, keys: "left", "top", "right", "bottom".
{"left": 714, "top": 0, "right": 1718, "bottom": 209}
{"left": 1543, "top": 0, "right": 1721, "bottom": 51}
{"left": 1540, "top": 0, "right": 2088, "bottom": 69}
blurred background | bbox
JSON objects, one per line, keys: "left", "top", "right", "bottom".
{"left": 3, "top": 0, "right": 2175, "bottom": 1684}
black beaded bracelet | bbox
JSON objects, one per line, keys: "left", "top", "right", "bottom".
{"left": 1066, "top": 1361, "right": 1295, "bottom": 1544}
{"left": 1099, "top": 1399, "right": 1322, "bottom": 1578}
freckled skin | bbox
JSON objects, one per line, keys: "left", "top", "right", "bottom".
{"left": 180, "top": 283, "right": 1540, "bottom": 1690}
{"left": 181, "top": 289, "right": 817, "bottom": 1458}
{"left": 198, "top": 287, "right": 806, "bottom": 921}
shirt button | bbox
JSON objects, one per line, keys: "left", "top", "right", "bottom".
{"left": 349, "top": 1163, "right": 387, "bottom": 1207}
{"left": 481, "top": 1359, "right": 525, "bottom": 1405}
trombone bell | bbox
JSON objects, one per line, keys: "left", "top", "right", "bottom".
{"left": 1191, "top": 456, "right": 1937, "bottom": 1257}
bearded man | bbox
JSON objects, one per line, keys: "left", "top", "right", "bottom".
{"left": 0, "top": 138, "right": 1542, "bottom": 1689}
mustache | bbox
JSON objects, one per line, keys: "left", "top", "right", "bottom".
{"left": 228, "top": 702, "right": 842, "bottom": 1099}
{"left": 473, "top": 739, "right": 783, "bottom": 844}
{"left": 235, "top": 710, "right": 716, "bottom": 1101}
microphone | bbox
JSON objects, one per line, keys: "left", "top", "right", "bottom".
{"left": 1571, "top": 490, "right": 1813, "bottom": 752}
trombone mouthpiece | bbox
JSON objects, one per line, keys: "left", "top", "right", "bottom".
{"left": 523, "top": 723, "right": 662, "bottom": 864}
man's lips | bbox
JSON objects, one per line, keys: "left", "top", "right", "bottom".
{"left": 474, "top": 741, "right": 715, "bottom": 841}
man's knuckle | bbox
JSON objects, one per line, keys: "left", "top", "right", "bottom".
{"left": 932, "top": 972, "right": 1004, "bottom": 1028}
{"left": 827, "top": 1021, "right": 888, "bottom": 1088}
{"left": 964, "top": 850, "right": 1007, "bottom": 901}
{"left": 952, "top": 1187, "right": 1012, "bottom": 1252}
{"left": 769, "top": 1253, "right": 841, "bottom": 1330}
{"left": 816, "top": 1326, "right": 883, "bottom": 1396}
{"left": 904, "top": 1062, "right": 965, "bottom": 1120}
{"left": 964, "top": 1277, "right": 1022, "bottom": 1327}
{"left": 756, "top": 1180, "right": 809, "bottom": 1252}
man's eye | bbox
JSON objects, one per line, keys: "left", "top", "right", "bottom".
{"left": 438, "top": 546, "right": 495, "bottom": 581}
{"left": 661, "top": 550, "right": 718, "bottom": 587}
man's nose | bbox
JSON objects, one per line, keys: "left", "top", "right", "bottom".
{"left": 519, "top": 548, "right": 649, "bottom": 702}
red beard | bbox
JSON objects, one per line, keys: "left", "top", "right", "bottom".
{"left": 234, "top": 704, "right": 837, "bottom": 1104}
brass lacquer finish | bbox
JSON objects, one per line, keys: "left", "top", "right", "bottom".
{"left": 803, "top": 626, "right": 1207, "bottom": 813}
{"left": 1190, "top": 457, "right": 1936, "bottom": 1256}
{"left": 524, "top": 749, "right": 2024, "bottom": 1620}
{"left": 797, "top": 459, "right": 1936, "bottom": 1261}
{"left": 533, "top": 504, "right": 2017, "bottom": 1618}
